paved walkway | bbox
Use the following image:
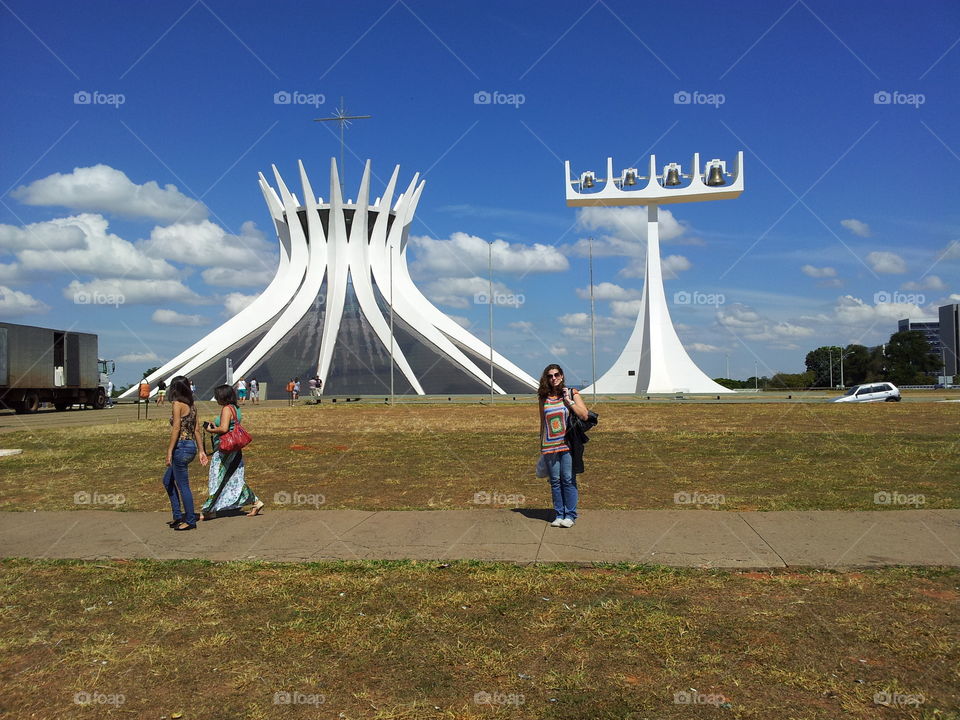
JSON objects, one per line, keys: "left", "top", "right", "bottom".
{"left": 1, "top": 509, "right": 957, "bottom": 568}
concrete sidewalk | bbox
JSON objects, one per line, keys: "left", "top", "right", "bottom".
{"left": 1, "top": 509, "right": 957, "bottom": 568}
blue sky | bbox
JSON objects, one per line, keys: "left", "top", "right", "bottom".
{"left": 1, "top": 0, "right": 958, "bottom": 386}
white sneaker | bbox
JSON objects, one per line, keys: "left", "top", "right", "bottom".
{"left": 550, "top": 517, "right": 564, "bottom": 527}
{"left": 560, "top": 518, "right": 575, "bottom": 528}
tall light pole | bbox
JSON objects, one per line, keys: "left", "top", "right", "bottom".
{"left": 488, "top": 241, "right": 494, "bottom": 404}
{"left": 828, "top": 347, "right": 833, "bottom": 388}
{"left": 565, "top": 152, "right": 743, "bottom": 394}
{"left": 588, "top": 236, "right": 597, "bottom": 403}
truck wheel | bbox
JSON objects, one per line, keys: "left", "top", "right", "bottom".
{"left": 16, "top": 392, "right": 40, "bottom": 414}
{"left": 92, "top": 388, "right": 107, "bottom": 410}
{"left": 54, "top": 402, "right": 69, "bottom": 411}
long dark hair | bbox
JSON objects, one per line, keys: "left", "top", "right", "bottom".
{"left": 168, "top": 375, "right": 193, "bottom": 406}
{"left": 537, "top": 364, "right": 566, "bottom": 402}
{"left": 214, "top": 384, "right": 238, "bottom": 407}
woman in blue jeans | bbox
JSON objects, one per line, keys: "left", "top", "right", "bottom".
{"left": 539, "top": 364, "right": 589, "bottom": 527}
{"left": 163, "top": 375, "right": 208, "bottom": 531}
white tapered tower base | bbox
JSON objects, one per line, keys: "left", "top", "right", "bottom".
{"left": 584, "top": 205, "right": 732, "bottom": 394}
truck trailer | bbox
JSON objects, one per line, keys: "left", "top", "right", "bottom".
{"left": 0, "top": 322, "right": 114, "bottom": 413}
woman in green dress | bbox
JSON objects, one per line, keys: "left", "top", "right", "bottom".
{"left": 200, "top": 384, "right": 264, "bottom": 519}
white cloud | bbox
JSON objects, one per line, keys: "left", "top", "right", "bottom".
{"left": 662, "top": 254, "right": 691, "bottom": 278}
{"left": 610, "top": 299, "right": 643, "bottom": 317}
{"left": 558, "top": 312, "right": 590, "bottom": 326}
{"left": 0, "top": 218, "right": 87, "bottom": 252}
{"left": 223, "top": 292, "right": 258, "bottom": 317}
{"left": 689, "top": 342, "right": 723, "bottom": 352}
{"left": 801, "top": 264, "right": 837, "bottom": 278}
{"left": 866, "top": 251, "right": 906, "bottom": 274}
{"left": 410, "top": 232, "right": 568, "bottom": 277}
{"left": 717, "top": 304, "right": 814, "bottom": 342}
{"left": 902, "top": 276, "right": 945, "bottom": 291}
{"left": 16, "top": 214, "right": 178, "bottom": 280}
{"left": 116, "top": 351, "right": 160, "bottom": 364}
{"left": 201, "top": 266, "right": 275, "bottom": 287}
{"left": 840, "top": 218, "right": 871, "bottom": 237}
{"left": 940, "top": 240, "right": 960, "bottom": 260}
{"left": 509, "top": 321, "right": 534, "bottom": 331}
{"left": 575, "top": 206, "right": 686, "bottom": 244}
{"left": 549, "top": 343, "right": 568, "bottom": 356}
{"left": 64, "top": 278, "right": 207, "bottom": 305}
{"left": 151, "top": 308, "right": 209, "bottom": 326}
{"left": 0, "top": 263, "right": 22, "bottom": 284}
{"left": 0, "top": 285, "right": 49, "bottom": 316}
{"left": 11, "top": 165, "right": 207, "bottom": 222}
{"left": 140, "top": 220, "right": 274, "bottom": 271}
{"left": 422, "top": 276, "right": 515, "bottom": 309}
{"left": 575, "top": 282, "right": 641, "bottom": 301}
{"left": 447, "top": 314, "right": 473, "bottom": 329}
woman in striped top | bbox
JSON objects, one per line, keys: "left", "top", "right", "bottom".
{"left": 539, "top": 364, "right": 589, "bottom": 527}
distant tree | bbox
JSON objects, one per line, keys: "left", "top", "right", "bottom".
{"left": 886, "top": 330, "right": 939, "bottom": 384}
{"left": 804, "top": 346, "right": 835, "bottom": 386}
{"left": 840, "top": 344, "right": 873, "bottom": 385}
{"left": 143, "top": 366, "right": 160, "bottom": 379}
{"left": 770, "top": 371, "right": 815, "bottom": 389}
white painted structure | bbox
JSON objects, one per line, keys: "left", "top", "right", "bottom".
{"left": 565, "top": 153, "right": 744, "bottom": 394}
{"left": 122, "top": 159, "right": 537, "bottom": 398}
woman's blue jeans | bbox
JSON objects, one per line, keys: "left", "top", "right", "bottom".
{"left": 544, "top": 451, "right": 577, "bottom": 520}
{"left": 163, "top": 439, "right": 197, "bottom": 525}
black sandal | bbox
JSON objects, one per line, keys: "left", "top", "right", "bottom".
{"left": 173, "top": 522, "right": 196, "bottom": 531}
{"left": 167, "top": 520, "right": 181, "bottom": 528}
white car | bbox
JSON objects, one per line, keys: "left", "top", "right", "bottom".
{"left": 832, "top": 382, "right": 901, "bottom": 403}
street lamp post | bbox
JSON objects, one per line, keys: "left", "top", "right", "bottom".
{"left": 588, "top": 236, "right": 597, "bottom": 404}
{"left": 488, "top": 241, "right": 494, "bottom": 404}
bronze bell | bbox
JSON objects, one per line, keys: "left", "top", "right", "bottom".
{"left": 664, "top": 167, "right": 682, "bottom": 186}
{"left": 623, "top": 169, "right": 637, "bottom": 186}
{"left": 706, "top": 164, "right": 726, "bottom": 186}
{"left": 582, "top": 172, "right": 595, "bottom": 189}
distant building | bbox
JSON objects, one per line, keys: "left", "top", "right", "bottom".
{"left": 897, "top": 317, "right": 942, "bottom": 356}
{"left": 939, "top": 304, "right": 959, "bottom": 376}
